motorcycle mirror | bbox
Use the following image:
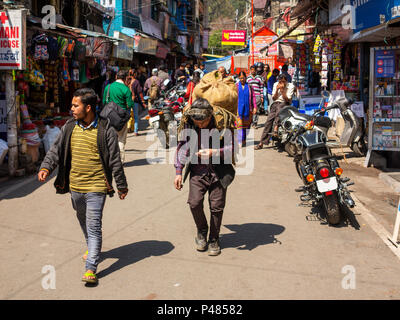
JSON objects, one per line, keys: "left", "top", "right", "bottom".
{"left": 321, "top": 90, "right": 330, "bottom": 98}
{"left": 163, "top": 79, "right": 170, "bottom": 87}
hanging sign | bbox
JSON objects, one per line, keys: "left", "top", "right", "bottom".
{"left": 0, "top": 10, "right": 27, "bottom": 70}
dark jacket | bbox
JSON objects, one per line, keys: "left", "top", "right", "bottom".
{"left": 39, "top": 118, "right": 128, "bottom": 197}
{"left": 177, "top": 123, "right": 236, "bottom": 189}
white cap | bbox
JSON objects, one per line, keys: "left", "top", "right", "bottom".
{"left": 152, "top": 68, "right": 158, "bottom": 74}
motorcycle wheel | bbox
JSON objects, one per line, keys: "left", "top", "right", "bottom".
{"left": 156, "top": 128, "right": 169, "bottom": 149}
{"left": 322, "top": 191, "right": 341, "bottom": 225}
{"left": 351, "top": 140, "right": 367, "bottom": 157}
{"left": 284, "top": 142, "right": 297, "bottom": 157}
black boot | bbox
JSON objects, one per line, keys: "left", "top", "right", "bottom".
{"left": 208, "top": 238, "right": 221, "bottom": 256}
{"left": 195, "top": 229, "right": 208, "bottom": 252}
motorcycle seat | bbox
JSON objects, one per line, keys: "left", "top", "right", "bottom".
{"left": 314, "top": 116, "right": 332, "bottom": 128}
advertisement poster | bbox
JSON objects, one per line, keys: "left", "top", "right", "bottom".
{"left": 375, "top": 50, "right": 395, "bottom": 78}
{"left": 221, "top": 30, "right": 246, "bottom": 46}
{"left": 0, "top": 10, "right": 26, "bottom": 70}
{"left": 252, "top": 36, "right": 278, "bottom": 56}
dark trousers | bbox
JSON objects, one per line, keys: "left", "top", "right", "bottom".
{"left": 187, "top": 172, "right": 227, "bottom": 240}
{"left": 260, "top": 101, "right": 286, "bottom": 145}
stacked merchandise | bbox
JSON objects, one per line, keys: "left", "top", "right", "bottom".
{"left": 20, "top": 104, "right": 41, "bottom": 163}
{"left": 331, "top": 39, "right": 343, "bottom": 89}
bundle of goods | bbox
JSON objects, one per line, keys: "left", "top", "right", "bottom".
{"left": 179, "top": 70, "right": 238, "bottom": 135}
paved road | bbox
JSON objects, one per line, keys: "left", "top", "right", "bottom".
{"left": 1, "top": 116, "right": 400, "bottom": 299}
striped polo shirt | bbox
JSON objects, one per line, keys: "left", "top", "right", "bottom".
{"left": 247, "top": 75, "right": 264, "bottom": 97}
{"left": 69, "top": 119, "right": 107, "bottom": 194}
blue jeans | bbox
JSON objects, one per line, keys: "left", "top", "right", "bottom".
{"left": 263, "top": 87, "right": 269, "bottom": 113}
{"left": 133, "top": 102, "right": 139, "bottom": 133}
{"left": 71, "top": 191, "right": 106, "bottom": 273}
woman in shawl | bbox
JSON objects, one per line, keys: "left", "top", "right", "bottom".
{"left": 236, "top": 71, "right": 257, "bottom": 147}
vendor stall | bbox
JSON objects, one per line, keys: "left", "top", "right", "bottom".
{"left": 365, "top": 45, "right": 400, "bottom": 167}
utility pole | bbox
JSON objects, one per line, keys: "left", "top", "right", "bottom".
{"left": 6, "top": 71, "right": 17, "bottom": 176}
{"left": 235, "top": 9, "right": 239, "bottom": 30}
{"left": 251, "top": 0, "right": 254, "bottom": 66}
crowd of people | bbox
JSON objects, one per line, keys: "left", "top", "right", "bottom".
{"left": 37, "top": 58, "right": 298, "bottom": 285}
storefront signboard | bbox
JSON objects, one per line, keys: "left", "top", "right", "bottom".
{"left": 136, "top": 37, "right": 158, "bottom": 56}
{"left": 221, "top": 30, "right": 246, "bottom": 46}
{"left": 354, "top": 0, "right": 400, "bottom": 33}
{"left": 375, "top": 50, "right": 395, "bottom": 78}
{"left": 0, "top": 10, "right": 27, "bottom": 70}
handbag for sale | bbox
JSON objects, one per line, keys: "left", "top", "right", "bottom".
{"left": 100, "top": 84, "right": 130, "bottom": 131}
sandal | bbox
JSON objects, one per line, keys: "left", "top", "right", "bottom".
{"left": 254, "top": 144, "right": 263, "bottom": 150}
{"left": 82, "top": 271, "right": 98, "bottom": 284}
{"left": 82, "top": 250, "right": 88, "bottom": 262}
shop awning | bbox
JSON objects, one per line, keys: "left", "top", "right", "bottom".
{"left": 349, "top": 23, "right": 400, "bottom": 42}
{"left": 120, "top": 27, "right": 136, "bottom": 38}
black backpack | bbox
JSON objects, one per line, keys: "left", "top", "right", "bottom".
{"left": 100, "top": 84, "right": 131, "bottom": 131}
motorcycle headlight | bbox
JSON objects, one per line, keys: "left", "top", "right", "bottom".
{"left": 283, "top": 120, "right": 292, "bottom": 131}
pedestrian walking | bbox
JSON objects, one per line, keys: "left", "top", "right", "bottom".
{"left": 102, "top": 70, "right": 134, "bottom": 163}
{"left": 174, "top": 98, "right": 235, "bottom": 256}
{"left": 236, "top": 71, "right": 257, "bottom": 147}
{"left": 38, "top": 88, "right": 128, "bottom": 285}
{"left": 127, "top": 69, "right": 146, "bottom": 136}
{"left": 184, "top": 71, "right": 201, "bottom": 105}
{"left": 144, "top": 68, "right": 163, "bottom": 109}
{"left": 247, "top": 65, "right": 264, "bottom": 128}
{"left": 255, "top": 73, "right": 295, "bottom": 150}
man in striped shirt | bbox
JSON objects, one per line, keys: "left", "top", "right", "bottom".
{"left": 247, "top": 65, "right": 264, "bottom": 128}
{"left": 38, "top": 88, "right": 128, "bottom": 285}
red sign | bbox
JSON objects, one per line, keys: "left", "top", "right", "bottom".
{"left": 0, "top": 10, "right": 26, "bottom": 70}
{"left": 221, "top": 30, "right": 246, "bottom": 46}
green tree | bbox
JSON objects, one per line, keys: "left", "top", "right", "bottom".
{"left": 208, "top": 29, "right": 240, "bottom": 56}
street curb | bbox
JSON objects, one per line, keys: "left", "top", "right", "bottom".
{"left": 379, "top": 172, "right": 400, "bottom": 193}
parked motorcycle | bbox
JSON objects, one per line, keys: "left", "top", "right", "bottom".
{"left": 325, "top": 95, "right": 367, "bottom": 156}
{"left": 146, "top": 79, "right": 185, "bottom": 149}
{"left": 293, "top": 104, "right": 356, "bottom": 225}
{"left": 277, "top": 91, "right": 368, "bottom": 158}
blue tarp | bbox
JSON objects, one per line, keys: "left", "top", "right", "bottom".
{"left": 204, "top": 55, "right": 232, "bottom": 72}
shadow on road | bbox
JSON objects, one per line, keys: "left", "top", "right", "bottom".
{"left": 123, "top": 157, "right": 165, "bottom": 167}
{"left": 221, "top": 223, "right": 285, "bottom": 251}
{"left": 306, "top": 202, "right": 360, "bottom": 230}
{"left": 97, "top": 240, "right": 175, "bottom": 279}
{"left": 0, "top": 171, "right": 55, "bottom": 201}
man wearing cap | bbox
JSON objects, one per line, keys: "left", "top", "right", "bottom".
{"left": 255, "top": 73, "right": 295, "bottom": 150}
{"left": 144, "top": 68, "right": 163, "bottom": 95}
{"left": 158, "top": 64, "right": 170, "bottom": 83}
{"left": 174, "top": 98, "right": 236, "bottom": 256}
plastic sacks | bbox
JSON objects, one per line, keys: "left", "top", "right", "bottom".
{"left": 42, "top": 125, "right": 61, "bottom": 153}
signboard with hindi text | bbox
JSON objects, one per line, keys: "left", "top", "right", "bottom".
{"left": 0, "top": 10, "right": 26, "bottom": 70}
{"left": 221, "top": 30, "right": 246, "bottom": 46}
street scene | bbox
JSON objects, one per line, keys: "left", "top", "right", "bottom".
{"left": 1, "top": 0, "right": 400, "bottom": 302}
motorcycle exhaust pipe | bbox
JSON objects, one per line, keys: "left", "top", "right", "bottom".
{"left": 345, "top": 198, "right": 355, "bottom": 208}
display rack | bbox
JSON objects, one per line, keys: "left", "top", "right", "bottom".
{"left": 365, "top": 45, "right": 400, "bottom": 167}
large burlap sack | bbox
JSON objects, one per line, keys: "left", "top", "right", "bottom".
{"left": 191, "top": 70, "right": 238, "bottom": 115}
